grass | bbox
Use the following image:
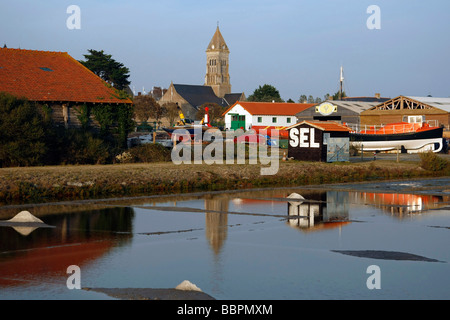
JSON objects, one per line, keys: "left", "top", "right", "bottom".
{"left": 0, "top": 158, "right": 447, "bottom": 205}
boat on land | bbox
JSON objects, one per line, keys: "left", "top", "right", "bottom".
{"left": 162, "top": 106, "right": 219, "bottom": 141}
{"left": 349, "top": 122, "right": 444, "bottom": 153}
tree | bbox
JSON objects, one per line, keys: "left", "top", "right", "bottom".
{"left": 80, "top": 49, "right": 131, "bottom": 90}
{"left": 163, "top": 102, "right": 180, "bottom": 126}
{"left": 0, "top": 93, "right": 49, "bottom": 167}
{"left": 332, "top": 90, "right": 347, "bottom": 100}
{"left": 298, "top": 95, "right": 307, "bottom": 103}
{"left": 247, "top": 84, "right": 284, "bottom": 102}
{"left": 196, "top": 103, "right": 225, "bottom": 126}
{"left": 133, "top": 94, "right": 157, "bottom": 123}
{"left": 150, "top": 101, "right": 167, "bottom": 125}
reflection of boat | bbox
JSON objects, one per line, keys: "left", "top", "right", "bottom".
{"left": 349, "top": 122, "right": 444, "bottom": 153}
{"left": 359, "top": 192, "right": 443, "bottom": 215}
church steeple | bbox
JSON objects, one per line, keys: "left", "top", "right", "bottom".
{"left": 205, "top": 25, "right": 231, "bottom": 98}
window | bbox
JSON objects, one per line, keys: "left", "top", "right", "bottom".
{"left": 39, "top": 67, "right": 53, "bottom": 72}
{"left": 272, "top": 117, "right": 277, "bottom": 123}
{"left": 257, "top": 117, "right": 262, "bottom": 123}
{"left": 408, "top": 116, "right": 424, "bottom": 124}
{"left": 287, "top": 118, "right": 291, "bottom": 124}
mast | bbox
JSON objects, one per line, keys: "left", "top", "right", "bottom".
{"left": 339, "top": 66, "right": 344, "bottom": 100}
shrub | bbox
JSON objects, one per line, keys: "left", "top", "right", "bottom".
{"left": 0, "top": 92, "right": 50, "bottom": 167}
{"left": 419, "top": 151, "right": 450, "bottom": 172}
{"left": 59, "top": 129, "right": 111, "bottom": 164}
{"left": 127, "top": 143, "right": 171, "bottom": 163}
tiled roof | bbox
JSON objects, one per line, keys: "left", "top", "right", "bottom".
{"left": 287, "top": 121, "right": 351, "bottom": 132}
{"left": 223, "top": 93, "right": 244, "bottom": 106}
{"left": 173, "top": 84, "right": 224, "bottom": 108}
{"left": 223, "top": 101, "right": 315, "bottom": 116}
{"left": 0, "top": 48, "right": 132, "bottom": 104}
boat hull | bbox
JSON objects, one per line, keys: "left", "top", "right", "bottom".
{"left": 350, "top": 127, "right": 444, "bottom": 153}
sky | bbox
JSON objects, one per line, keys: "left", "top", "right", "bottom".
{"left": 1, "top": 0, "right": 449, "bottom": 101}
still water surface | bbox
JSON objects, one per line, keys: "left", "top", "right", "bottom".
{"left": 0, "top": 178, "right": 449, "bottom": 300}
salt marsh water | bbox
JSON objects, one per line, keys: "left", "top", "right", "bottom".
{"left": 0, "top": 178, "right": 449, "bottom": 300}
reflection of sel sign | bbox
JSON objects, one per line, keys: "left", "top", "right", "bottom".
{"left": 317, "top": 103, "right": 336, "bottom": 116}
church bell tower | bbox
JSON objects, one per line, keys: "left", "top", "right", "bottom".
{"left": 205, "top": 25, "right": 231, "bottom": 98}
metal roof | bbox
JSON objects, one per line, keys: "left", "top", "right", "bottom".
{"left": 323, "top": 100, "right": 379, "bottom": 114}
{"left": 406, "top": 96, "right": 450, "bottom": 113}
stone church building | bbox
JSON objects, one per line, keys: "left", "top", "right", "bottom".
{"left": 159, "top": 26, "right": 245, "bottom": 121}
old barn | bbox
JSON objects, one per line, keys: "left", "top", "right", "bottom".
{"left": 0, "top": 48, "right": 132, "bottom": 129}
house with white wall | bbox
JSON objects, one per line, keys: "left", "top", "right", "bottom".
{"left": 222, "top": 101, "right": 315, "bottom": 131}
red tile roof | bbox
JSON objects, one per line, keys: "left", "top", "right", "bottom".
{"left": 0, "top": 48, "right": 132, "bottom": 104}
{"left": 222, "top": 101, "right": 315, "bottom": 116}
{"left": 287, "top": 121, "right": 351, "bottom": 132}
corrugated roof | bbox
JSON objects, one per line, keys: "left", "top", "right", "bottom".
{"left": 322, "top": 100, "right": 379, "bottom": 114}
{"left": 287, "top": 121, "right": 351, "bottom": 132}
{"left": 223, "top": 101, "right": 315, "bottom": 116}
{"left": 406, "top": 96, "right": 450, "bottom": 113}
{"left": 0, "top": 48, "right": 132, "bottom": 104}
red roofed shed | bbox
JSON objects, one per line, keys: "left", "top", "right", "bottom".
{"left": 0, "top": 48, "right": 132, "bottom": 128}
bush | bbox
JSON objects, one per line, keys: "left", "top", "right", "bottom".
{"left": 59, "top": 129, "right": 111, "bottom": 164}
{"left": 127, "top": 143, "right": 171, "bottom": 163}
{"left": 0, "top": 92, "right": 50, "bottom": 167}
{"left": 419, "top": 151, "right": 450, "bottom": 172}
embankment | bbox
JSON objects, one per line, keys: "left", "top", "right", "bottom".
{"left": 0, "top": 159, "right": 448, "bottom": 205}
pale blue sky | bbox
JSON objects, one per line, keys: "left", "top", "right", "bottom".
{"left": 1, "top": 0, "right": 449, "bottom": 101}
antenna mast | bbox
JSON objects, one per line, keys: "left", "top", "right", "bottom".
{"left": 339, "top": 66, "right": 344, "bottom": 100}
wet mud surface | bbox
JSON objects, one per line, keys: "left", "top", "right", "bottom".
{"left": 84, "top": 287, "right": 216, "bottom": 300}
{"left": 331, "top": 250, "right": 444, "bottom": 263}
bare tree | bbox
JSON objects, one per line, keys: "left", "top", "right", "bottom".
{"left": 133, "top": 94, "right": 156, "bottom": 122}
{"left": 196, "top": 103, "right": 224, "bottom": 125}
{"left": 163, "top": 102, "right": 180, "bottom": 126}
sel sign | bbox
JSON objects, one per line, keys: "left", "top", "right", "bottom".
{"left": 289, "top": 128, "right": 320, "bottom": 148}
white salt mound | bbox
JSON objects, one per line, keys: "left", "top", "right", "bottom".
{"left": 175, "top": 280, "right": 202, "bottom": 292}
{"left": 7, "top": 211, "right": 44, "bottom": 223}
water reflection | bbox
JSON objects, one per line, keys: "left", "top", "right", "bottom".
{"left": 205, "top": 197, "right": 229, "bottom": 255}
{"left": 1, "top": 180, "right": 448, "bottom": 297}
{"left": 287, "top": 191, "right": 350, "bottom": 231}
{"left": 0, "top": 207, "right": 134, "bottom": 288}
{"left": 352, "top": 192, "right": 448, "bottom": 217}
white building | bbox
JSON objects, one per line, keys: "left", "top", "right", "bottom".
{"left": 222, "top": 101, "right": 315, "bottom": 131}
